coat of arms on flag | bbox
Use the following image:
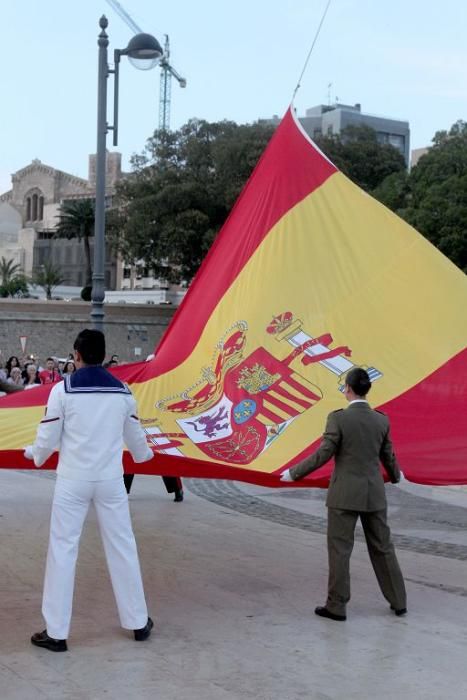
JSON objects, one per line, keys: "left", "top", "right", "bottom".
{"left": 148, "top": 312, "right": 382, "bottom": 466}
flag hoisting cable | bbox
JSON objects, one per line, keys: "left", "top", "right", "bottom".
{"left": 292, "top": 0, "right": 332, "bottom": 102}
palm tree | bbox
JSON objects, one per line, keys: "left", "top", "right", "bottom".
{"left": 32, "top": 261, "right": 66, "bottom": 300}
{"left": 0, "top": 257, "right": 27, "bottom": 297}
{"left": 0, "top": 256, "right": 22, "bottom": 287}
{"left": 56, "top": 199, "right": 95, "bottom": 289}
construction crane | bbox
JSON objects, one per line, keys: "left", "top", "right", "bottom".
{"left": 159, "top": 35, "right": 186, "bottom": 132}
{"left": 104, "top": 0, "right": 186, "bottom": 131}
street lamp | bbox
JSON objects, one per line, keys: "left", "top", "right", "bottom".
{"left": 91, "top": 15, "right": 163, "bottom": 331}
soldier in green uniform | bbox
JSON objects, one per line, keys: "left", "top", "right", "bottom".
{"left": 281, "top": 367, "right": 407, "bottom": 621}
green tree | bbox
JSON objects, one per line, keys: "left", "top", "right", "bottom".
{"left": 6, "top": 276, "right": 29, "bottom": 297}
{"left": 315, "top": 124, "right": 406, "bottom": 192}
{"left": 56, "top": 199, "right": 95, "bottom": 292}
{"left": 373, "top": 120, "right": 467, "bottom": 272}
{"left": 372, "top": 170, "right": 410, "bottom": 213}
{"left": 109, "top": 119, "right": 275, "bottom": 283}
{"left": 0, "top": 256, "right": 21, "bottom": 285}
{"left": 0, "top": 257, "right": 28, "bottom": 297}
{"left": 32, "top": 261, "right": 66, "bottom": 300}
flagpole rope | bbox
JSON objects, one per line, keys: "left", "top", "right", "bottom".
{"left": 291, "top": 0, "right": 332, "bottom": 103}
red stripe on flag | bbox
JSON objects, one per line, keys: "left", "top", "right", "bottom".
{"left": 273, "top": 383, "right": 316, "bottom": 410}
{"left": 261, "top": 392, "right": 302, "bottom": 417}
{"left": 279, "top": 347, "right": 467, "bottom": 487}
{"left": 378, "top": 347, "right": 467, "bottom": 485}
{"left": 284, "top": 374, "right": 321, "bottom": 401}
{"left": 256, "top": 405, "right": 289, "bottom": 424}
{"left": 0, "top": 384, "right": 53, "bottom": 408}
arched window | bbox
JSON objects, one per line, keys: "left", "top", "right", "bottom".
{"left": 32, "top": 194, "right": 38, "bottom": 221}
{"left": 25, "top": 189, "right": 44, "bottom": 224}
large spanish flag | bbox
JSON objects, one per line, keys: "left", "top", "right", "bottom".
{"left": 1, "top": 108, "right": 466, "bottom": 486}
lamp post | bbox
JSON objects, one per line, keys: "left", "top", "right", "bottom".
{"left": 91, "top": 15, "right": 162, "bottom": 332}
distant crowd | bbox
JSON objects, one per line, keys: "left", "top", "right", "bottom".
{"left": 0, "top": 353, "right": 120, "bottom": 390}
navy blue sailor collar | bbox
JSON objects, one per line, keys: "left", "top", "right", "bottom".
{"left": 64, "top": 365, "right": 131, "bottom": 394}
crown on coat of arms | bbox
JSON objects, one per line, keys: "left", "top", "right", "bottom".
{"left": 267, "top": 311, "right": 293, "bottom": 335}
{"left": 267, "top": 311, "right": 303, "bottom": 341}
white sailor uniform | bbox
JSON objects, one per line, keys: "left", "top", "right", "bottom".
{"left": 30, "top": 366, "right": 153, "bottom": 640}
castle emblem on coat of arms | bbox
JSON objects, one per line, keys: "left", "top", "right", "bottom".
{"left": 236, "top": 364, "right": 280, "bottom": 394}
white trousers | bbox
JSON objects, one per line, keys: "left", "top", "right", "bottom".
{"left": 43, "top": 476, "right": 148, "bottom": 640}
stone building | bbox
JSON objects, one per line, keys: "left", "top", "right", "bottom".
{"left": 0, "top": 153, "right": 125, "bottom": 288}
{"left": 0, "top": 153, "right": 185, "bottom": 301}
{"left": 0, "top": 158, "right": 92, "bottom": 276}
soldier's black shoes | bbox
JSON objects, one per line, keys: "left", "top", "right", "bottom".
{"left": 390, "top": 605, "right": 408, "bottom": 616}
{"left": 134, "top": 617, "right": 154, "bottom": 641}
{"left": 315, "top": 606, "right": 346, "bottom": 622}
{"left": 174, "top": 489, "right": 184, "bottom": 502}
{"left": 31, "top": 630, "right": 68, "bottom": 652}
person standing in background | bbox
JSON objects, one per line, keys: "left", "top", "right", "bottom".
{"left": 24, "top": 364, "right": 41, "bottom": 389}
{"left": 39, "top": 358, "right": 61, "bottom": 385}
{"left": 123, "top": 474, "right": 184, "bottom": 502}
{"left": 8, "top": 366, "right": 23, "bottom": 387}
{"left": 62, "top": 360, "right": 76, "bottom": 375}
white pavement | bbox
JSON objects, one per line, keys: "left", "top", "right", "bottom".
{"left": 0, "top": 469, "right": 466, "bottom": 700}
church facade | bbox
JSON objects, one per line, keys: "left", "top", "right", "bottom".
{"left": 0, "top": 154, "right": 122, "bottom": 291}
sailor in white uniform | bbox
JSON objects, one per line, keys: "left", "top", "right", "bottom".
{"left": 26, "top": 329, "right": 154, "bottom": 652}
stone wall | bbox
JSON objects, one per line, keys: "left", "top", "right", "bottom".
{"left": 0, "top": 299, "right": 176, "bottom": 364}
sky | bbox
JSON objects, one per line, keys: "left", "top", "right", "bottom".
{"left": 1, "top": 0, "right": 467, "bottom": 193}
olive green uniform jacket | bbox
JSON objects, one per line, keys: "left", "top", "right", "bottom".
{"left": 289, "top": 401, "right": 400, "bottom": 512}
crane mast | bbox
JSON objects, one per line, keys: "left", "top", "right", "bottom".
{"left": 104, "top": 0, "right": 186, "bottom": 131}
{"left": 159, "top": 35, "right": 187, "bottom": 132}
{"left": 159, "top": 36, "right": 172, "bottom": 133}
